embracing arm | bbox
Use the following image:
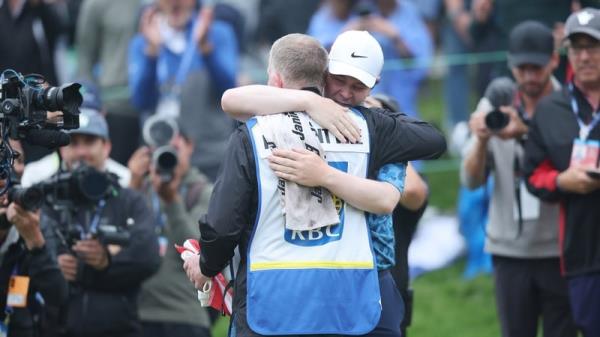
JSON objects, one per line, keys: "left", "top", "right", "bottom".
{"left": 222, "top": 85, "right": 314, "bottom": 121}
{"left": 221, "top": 85, "right": 360, "bottom": 143}
{"left": 268, "top": 149, "right": 401, "bottom": 214}
{"left": 322, "top": 168, "right": 401, "bottom": 215}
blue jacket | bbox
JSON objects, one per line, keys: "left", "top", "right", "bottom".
{"left": 128, "top": 18, "right": 238, "bottom": 111}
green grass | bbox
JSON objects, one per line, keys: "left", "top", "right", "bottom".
{"left": 212, "top": 315, "right": 230, "bottom": 337}
{"left": 410, "top": 260, "right": 499, "bottom": 337}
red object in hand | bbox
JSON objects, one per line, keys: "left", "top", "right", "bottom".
{"left": 176, "top": 239, "right": 233, "bottom": 315}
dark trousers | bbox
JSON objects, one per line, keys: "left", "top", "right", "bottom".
{"left": 363, "top": 270, "right": 404, "bottom": 337}
{"left": 492, "top": 256, "right": 576, "bottom": 337}
{"left": 567, "top": 273, "right": 600, "bottom": 337}
{"left": 142, "top": 321, "right": 211, "bottom": 337}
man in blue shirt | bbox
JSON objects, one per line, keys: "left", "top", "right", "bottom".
{"left": 128, "top": 0, "right": 238, "bottom": 113}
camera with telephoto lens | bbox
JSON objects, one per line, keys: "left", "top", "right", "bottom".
{"left": 483, "top": 77, "right": 516, "bottom": 132}
{"left": 143, "top": 115, "right": 179, "bottom": 183}
{"left": 7, "top": 165, "right": 130, "bottom": 246}
{"left": 485, "top": 108, "right": 510, "bottom": 131}
{"left": 0, "top": 70, "right": 82, "bottom": 193}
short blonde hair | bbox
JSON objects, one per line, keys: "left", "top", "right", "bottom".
{"left": 268, "top": 34, "right": 328, "bottom": 91}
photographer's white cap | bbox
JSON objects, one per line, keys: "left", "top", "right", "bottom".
{"left": 328, "top": 30, "right": 384, "bottom": 88}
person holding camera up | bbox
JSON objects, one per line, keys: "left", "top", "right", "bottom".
{"left": 0, "top": 139, "right": 68, "bottom": 337}
{"left": 524, "top": 8, "right": 600, "bottom": 337}
{"left": 128, "top": 117, "right": 213, "bottom": 337}
{"left": 461, "top": 21, "right": 577, "bottom": 337}
{"left": 37, "top": 108, "right": 160, "bottom": 337}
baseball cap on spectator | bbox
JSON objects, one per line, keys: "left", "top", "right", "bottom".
{"left": 507, "top": 21, "right": 554, "bottom": 67}
{"left": 328, "top": 30, "right": 384, "bottom": 88}
{"left": 68, "top": 109, "right": 110, "bottom": 140}
{"left": 68, "top": 81, "right": 109, "bottom": 139}
{"left": 565, "top": 7, "right": 600, "bottom": 42}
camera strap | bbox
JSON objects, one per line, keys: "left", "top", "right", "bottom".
{"left": 513, "top": 154, "right": 524, "bottom": 239}
{"left": 88, "top": 199, "right": 107, "bottom": 237}
{"left": 568, "top": 83, "right": 600, "bottom": 140}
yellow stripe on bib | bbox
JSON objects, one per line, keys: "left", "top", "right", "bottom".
{"left": 250, "top": 261, "right": 374, "bottom": 271}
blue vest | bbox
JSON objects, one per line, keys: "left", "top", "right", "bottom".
{"left": 245, "top": 111, "right": 381, "bottom": 335}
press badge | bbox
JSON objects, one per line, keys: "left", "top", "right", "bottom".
{"left": 570, "top": 139, "right": 600, "bottom": 169}
{"left": 158, "top": 236, "right": 168, "bottom": 257}
{"left": 7, "top": 276, "right": 29, "bottom": 308}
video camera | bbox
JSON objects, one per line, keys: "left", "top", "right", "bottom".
{"left": 0, "top": 69, "right": 82, "bottom": 192}
{"left": 142, "top": 115, "right": 179, "bottom": 183}
{"left": 7, "top": 165, "right": 130, "bottom": 246}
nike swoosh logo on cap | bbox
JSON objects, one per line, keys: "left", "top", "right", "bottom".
{"left": 351, "top": 52, "right": 367, "bottom": 58}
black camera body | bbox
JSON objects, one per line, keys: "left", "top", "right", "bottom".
{"left": 8, "top": 165, "right": 116, "bottom": 210}
{"left": 0, "top": 72, "right": 81, "bottom": 138}
{"left": 8, "top": 165, "right": 130, "bottom": 246}
{"left": 0, "top": 70, "right": 83, "bottom": 191}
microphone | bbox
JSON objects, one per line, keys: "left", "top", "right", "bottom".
{"left": 24, "top": 129, "right": 71, "bottom": 148}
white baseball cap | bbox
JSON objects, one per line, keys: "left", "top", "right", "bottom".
{"left": 328, "top": 30, "right": 384, "bottom": 88}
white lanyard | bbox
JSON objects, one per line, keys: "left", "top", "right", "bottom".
{"left": 569, "top": 83, "right": 600, "bottom": 140}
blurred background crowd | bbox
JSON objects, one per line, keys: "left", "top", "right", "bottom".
{"left": 3, "top": 0, "right": 595, "bottom": 168}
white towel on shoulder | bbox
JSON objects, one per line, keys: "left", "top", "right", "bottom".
{"left": 257, "top": 112, "right": 340, "bottom": 231}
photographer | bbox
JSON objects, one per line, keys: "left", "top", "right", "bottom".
{"left": 128, "top": 118, "right": 213, "bottom": 337}
{"left": 39, "top": 110, "right": 160, "bottom": 337}
{"left": 0, "top": 139, "right": 68, "bottom": 337}
{"left": 461, "top": 21, "right": 576, "bottom": 337}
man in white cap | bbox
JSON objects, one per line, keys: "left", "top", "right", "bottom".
{"left": 524, "top": 8, "right": 600, "bottom": 337}
{"left": 190, "top": 31, "right": 444, "bottom": 337}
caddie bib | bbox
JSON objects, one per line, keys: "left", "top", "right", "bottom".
{"left": 245, "top": 110, "right": 381, "bottom": 335}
